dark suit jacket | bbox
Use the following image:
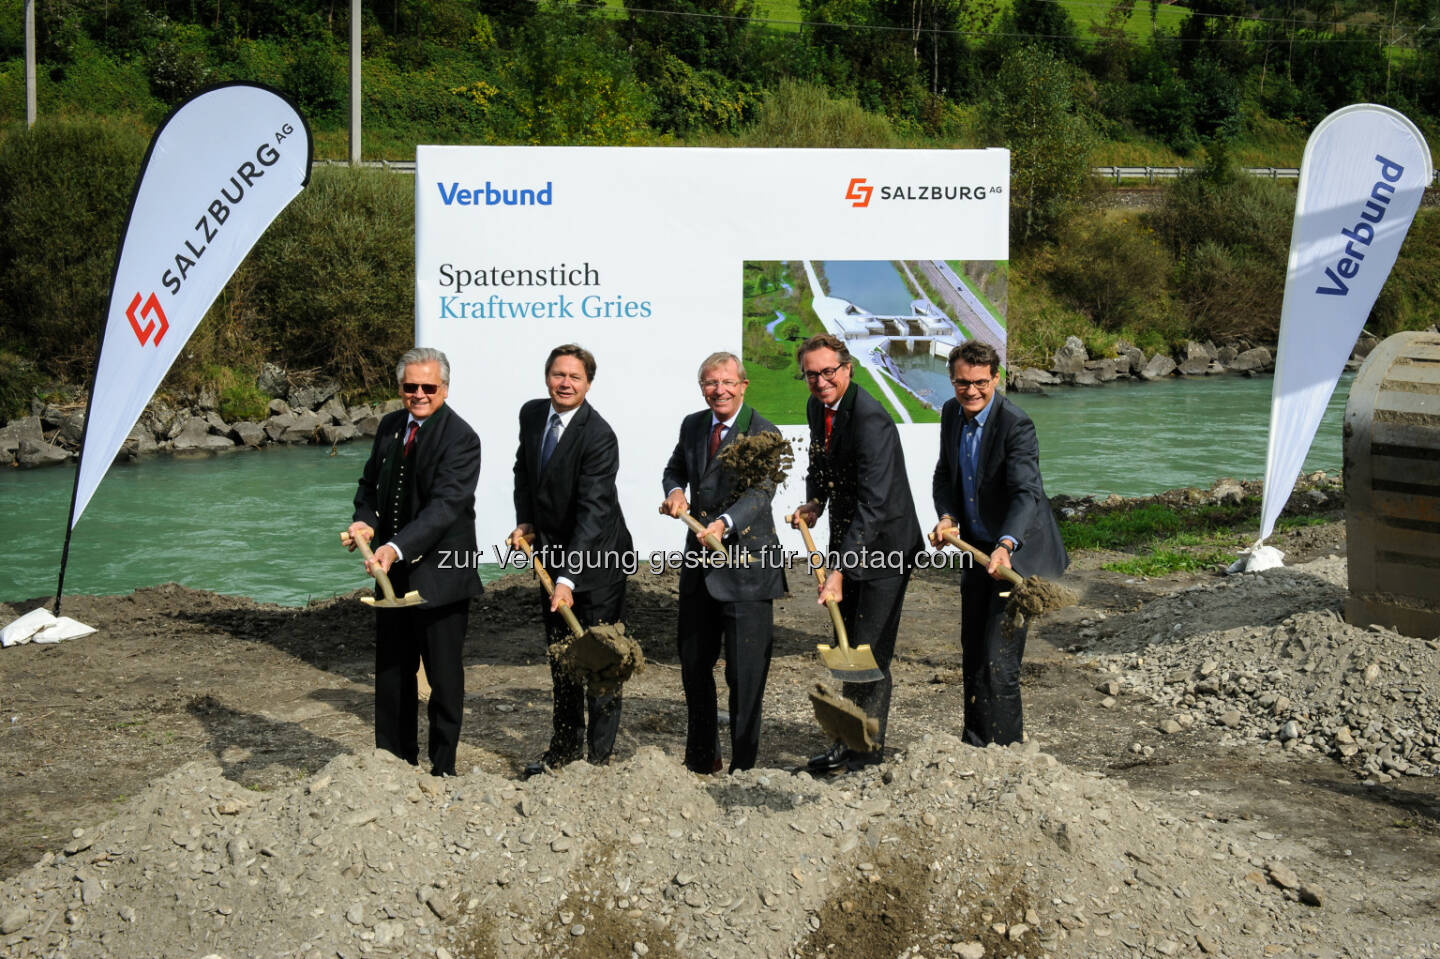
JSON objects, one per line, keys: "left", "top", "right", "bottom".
{"left": 932, "top": 392, "right": 1068, "bottom": 579}
{"left": 661, "top": 404, "right": 787, "bottom": 603}
{"left": 353, "top": 404, "right": 484, "bottom": 607}
{"left": 805, "top": 382, "right": 924, "bottom": 580}
{"left": 513, "top": 398, "right": 633, "bottom": 590}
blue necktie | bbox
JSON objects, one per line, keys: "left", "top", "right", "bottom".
{"left": 540, "top": 413, "right": 561, "bottom": 470}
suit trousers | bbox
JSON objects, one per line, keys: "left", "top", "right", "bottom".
{"left": 836, "top": 568, "right": 912, "bottom": 748}
{"left": 959, "top": 561, "right": 1027, "bottom": 746}
{"left": 541, "top": 578, "right": 626, "bottom": 762}
{"left": 374, "top": 599, "right": 468, "bottom": 775}
{"left": 677, "top": 586, "right": 774, "bottom": 773}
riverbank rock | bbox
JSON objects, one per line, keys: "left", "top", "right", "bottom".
{"left": 1053, "top": 336, "right": 1089, "bottom": 374}
{"left": 1229, "top": 347, "right": 1274, "bottom": 373}
{"left": 1141, "top": 354, "right": 1178, "bottom": 380}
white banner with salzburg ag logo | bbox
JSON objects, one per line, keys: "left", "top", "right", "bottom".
{"left": 1255, "top": 105, "right": 1431, "bottom": 548}
{"left": 68, "top": 83, "right": 311, "bottom": 530}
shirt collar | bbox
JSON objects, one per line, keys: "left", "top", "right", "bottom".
{"left": 548, "top": 404, "right": 581, "bottom": 428}
{"left": 963, "top": 393, "right": 997, "bottom": 428}
{"left": 710, "top": 409, "right": 740, "bottom": 430}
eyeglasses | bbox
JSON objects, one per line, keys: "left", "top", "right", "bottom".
{"left": 802, "top": 365, "right": 845, "bottom": 383}
{"left": 402, "top": 383, "right": 440, "bottom": 395}
{"left": 951, "top": 377, "right": 994, "bottom": 392}
{"left": 700, "top": 378, "right": 743, "bottom": 391}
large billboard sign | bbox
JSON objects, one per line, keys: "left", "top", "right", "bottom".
{"left": 415, "top": 146, "right": 1009, "bottom": 555}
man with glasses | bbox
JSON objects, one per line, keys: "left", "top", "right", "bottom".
{"left": 347, "top": 347, "right": 482, "bottom": 777}
{"left": 660, "top": 351, "right": 786, "bottom": 774}
{"left": 930, "top": 341, "right": 1068, "bottom": 747}
{"left": 510, "top": 344, "right": 633, "bottom": 778}
{"left": 790, "top": 333, "right": 923, "bottom": 773}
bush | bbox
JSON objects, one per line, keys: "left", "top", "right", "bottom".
{"left": 0, "top": 350, "right": 47, "bottom": 421}
{"left": 735, "top": 78, "right": 899, "bottom": 148}
{"left": 1044, "top": 212, "right": 1175, "bottom": 331}
{"left": 0, "top": 116, "right": 148, "bottom": 382}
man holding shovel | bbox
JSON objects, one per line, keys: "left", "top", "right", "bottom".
{"left": 346, "top": 347, "right": 482, "bottom": 777}
{"left": 931, "top": 341, "right": 1068, "bottom": 747}
{"left": 660, "top": 351, "right": 786, "bottom": 774}
{"left": 790, "top": 334, "right": 924, "bottom": 773}
{"left": 510, "top": 344, "right": 633, "bottom": 778}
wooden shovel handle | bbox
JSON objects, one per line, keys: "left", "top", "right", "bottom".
{"left": 941, "top": 530, "right": 1025, "bottom": 587}
{"left": 787, "top": 513, "right": 852, "bottom": 651}
{"left": 347, "top": 529, "right": 401, "bottom": 603}
{"left": 678, "top": 511, "right": 727, "bottom": 555}
{"left": 515, "top": 537, "right": 585, "bottom": 639}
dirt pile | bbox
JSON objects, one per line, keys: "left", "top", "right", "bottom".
{"left": 1077, "top": 556, "right": 1440, "bottom": 782}
{"left": 1, "top": 729, "right": 1406, "bottom": 959}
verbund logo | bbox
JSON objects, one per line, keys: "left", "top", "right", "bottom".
{"left": 437, "top": 181, "right": 553, "bottom": 207}
{"left": 127, "top": 292, "right": 169, "bottom": 347}
{"left": 845, "top": 177, "right": 874, "bottom": 208}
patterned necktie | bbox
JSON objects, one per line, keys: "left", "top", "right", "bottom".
{"left": 823, "top": 407, "right": 836, "bottom": 450}
{"left": 540, "top": 413, "right": 561, "bottom": 470}
{"left": 403, "top": 420, "right": 419, "bottom": 457}
{"left": 708, "top": 421, "right": 724, "bottom": 462}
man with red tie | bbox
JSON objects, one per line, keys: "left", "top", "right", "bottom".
{"left": 348, "top": 347, "right": 482, "bottom": 777}
{"left": 789, "top": 334, "right": 923, "bottom": 773}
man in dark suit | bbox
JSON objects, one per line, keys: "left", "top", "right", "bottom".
{"left": 346, "top": 347, "right": 482, "bottom": 777}
{"left": 931, "top": 340, "right": 1069, "bottom": 747}
{"left": 660, "top": 351, "right": 787, "bottom": 774}
{"left": 790, "top": 333, "right": 924, "bottom": 773}
{"left": 509, "top": 344, "right": 633, "bottom": 778}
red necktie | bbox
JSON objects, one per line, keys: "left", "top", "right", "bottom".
{"left": 403, "top": 421, "right": 419, "bottom": 457}
{"left": 823, "top": 408, "right": 835, "bottom": 450}
{"left": 708, "top": 421, "right": 724, "bottom": 461}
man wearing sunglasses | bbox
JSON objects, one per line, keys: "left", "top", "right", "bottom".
{"left": 790, "top": 333, "right": 924, "bottom": 773}
{"left": 510, "top": 344, "right": 633, "bottom": 778}
{"left": 930, "top": 340, "right": 1068, "bottom": 748}
{"left": 347, "top": 347, "right": 482, "bottom": 777}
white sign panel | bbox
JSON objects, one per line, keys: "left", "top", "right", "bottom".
{"left": 415, "top": 146, "right": 1009, "bottom": 556}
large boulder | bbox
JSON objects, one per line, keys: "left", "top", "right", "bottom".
{"left": 1008, "top": 368, "right": 1059, "bottom": 393}
{"left": 319, "top": 396, "right": 349, "bottom": 425}
{"left": 1228, "top": 347, "right": 1273, "bottom": 374}
{"left": 1141, "top": 354, "right": 1177, "bottom": 380}
{"left": 17, "top": 437, "right": 71, "bottom": 467}
{"left": 1117, "top": 344, "right": 1145, "bottom": 376}
{"left": 356, "top": 413, "right": 383, "bottom": 437}
{"left": 1052, "top": 336, "right": 1089, "bottom": 374}
{"left": 231, "top": 422, "right": 266, "bottom": 448}
{"left": 59, "top": 411, "right": 86, "bottom": 446}
{"left": 173, "top": 416, "right": 235, "bottom": 451}
{"left": 1, "top": 416, "right": 44, "bottom": 459}
{"left": 1177, "top": 352, "right": 1211, "bottom": 375}
{"left": 256, "top": 363, "right": 289, "bottom": 400}
{"left": 120, "top": 424, "right": 159, "bottom": 458}
{"left": 203, "top": 411, "right": 229, "bottom": 434}
{"left": 320, "top": 423, "right": 359, "bottom": 445}
{"left": 290, "top": 380, "right": 340, "bottom": 411}
{"left": 1084, "top": 358, "right": 1118, "bottom": 382}
{"left": 279, "top": 410, "right": 323, "bottom": 444}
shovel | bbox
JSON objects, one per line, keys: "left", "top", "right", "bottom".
{"left": 940, "top": 530, "right": 1078, "bottom": 626}
{"left": 677, "top": 511, "right": 727, "bottom": 556}
{"left": 514, "top": 537, "right": 641, "bottom": 686}
{"left": 341, "top": 529, "right": 431, "bottom": 701}
{"left": 789, "top": 514, "right": 884, "bottom": 682}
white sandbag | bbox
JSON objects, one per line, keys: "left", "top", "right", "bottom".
{"left": 1226, "top": 544, "right": 1286, "bottom": 575}
{"left": 1, "top": 608, "right": 97, "bottom": 647}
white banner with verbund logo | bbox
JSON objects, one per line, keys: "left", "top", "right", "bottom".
{"left": 1257, "top": 105, "right": 1431, "bottom": 543}
{"left": 414, "top": 146, "right": 1010, "bottom": 555}
{"left": 69, "top": 83, "right": 311, "bottom": 529}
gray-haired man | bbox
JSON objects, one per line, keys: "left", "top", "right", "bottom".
{"left": 347, "top": 347, "right": 482, "bottom": 776}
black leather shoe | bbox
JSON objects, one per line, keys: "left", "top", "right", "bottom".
{"left": 845, "top": 749, "right": 884, "bottom": 770}
{"left": 806, "top": 741, "right": 850, "bottom": 774}
{"left": 521, "top": 751, "right": 578, "bottom": 780}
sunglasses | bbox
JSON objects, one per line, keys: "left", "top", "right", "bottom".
{"left": 402, "top": 382, "right": 440, "bottom": 395}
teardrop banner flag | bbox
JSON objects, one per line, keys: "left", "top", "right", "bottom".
{"left": 1256, "top": 104, "right": 1431, "bottom": 548}
{"left": 56, "top": 82, "right": 311, "bottom": 611}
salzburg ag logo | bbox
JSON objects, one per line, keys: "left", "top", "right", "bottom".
{"left": 844, "top": 176, "right": 998, "bottom": 207}
{"left": 127, "top": 292, "right": 169, "bottom": 347}
{"left": 845, "top": 177, "right": 874, "bottom": 208}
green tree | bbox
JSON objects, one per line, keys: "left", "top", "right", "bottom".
{"left": 980, "top": 44, "right": 1097, "bottom": 247}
